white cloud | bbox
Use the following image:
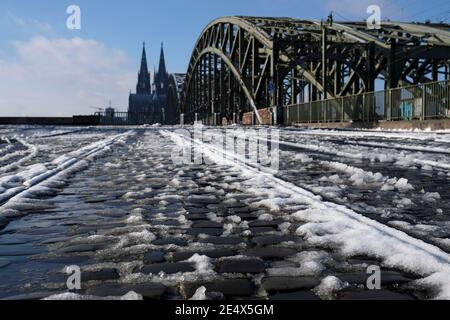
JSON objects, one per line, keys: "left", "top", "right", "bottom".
{"left": 6, "top": 10, "right": 54, "bottom": 34}
{"left": 0, "top": 36, "right": 136, "bottom": 117}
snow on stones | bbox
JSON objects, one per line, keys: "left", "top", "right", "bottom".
{"left": 0, "top": 130, "right": 134, "bottom": 218}
{"left": 165, "top": 128, "right": 450, "bottom": 299}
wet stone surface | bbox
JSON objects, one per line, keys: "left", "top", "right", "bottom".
{"left": 82, "top": 269, "right": 120, "bottom": 282}
{"left": 86, "top": 283, "right": 167, "bottom": 299}
{"left": 338, "top": 289, "right": 416, "bottom": 300}
{"left": 261, "top": 277, "right": 321, "bottom": 292}
{"left": 177, "top": 279, "right": 256, "bottom": 299}
{"left": 218, "top": 258, "right": 266, "bottom": 274}
{"left": 141, "top": 262, "right": 196, "bottom": 275}
{"left": 0, "top": 217, "right": 9, "bottom": 231}
{"left": 0, "top": 127, "right": 445, "bottom": 300}
{"left": 172, "top": 249, "right": 237, "bottom": 262}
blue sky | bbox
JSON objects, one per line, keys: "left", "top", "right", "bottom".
{"left": 0, "top": 0, "right": 449, "bottom": 116}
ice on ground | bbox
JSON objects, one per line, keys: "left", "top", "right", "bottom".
{"left": 289, "top": 251, "right": 330, "bottom": 269}
{"left": 325, "top": 161, "right": 414, "bottom": 192}
{"left": 394, "top": 198, "right": 414, "bottom": 208}
{"left": 258, "top": 213, "right": 274, "bottom": 221}
{"left": 394, "top": 178, "right": 415, "bottom": 192}
{"left": 295, "top": 154, "right": 314, "bottom": 163}
{"left": 186, "top": 254, "right": 216, "bottom": 277}
{"left": 125, "top": 210, "right": 144, "bottom": 224}
{"left": 325, "top": 161, "right": 385, "bottom": 185}
{"left": 241, "top": 229, "right": 252, "bottom": 237}
{"left": 189, "top": 286, "right": 208, "bottom": 301}
{"left": 252, "top": 198, "right": 282, "bottom": 212}
{"left": 43, "top": 291, "right": 143, "bottom": 301}
{"left": 123, "top": 188, "right": 153, "bottom": 199}
{"left": 222, "top": 223, "right": 234, "bottom": 236}
{"left": 164, "top": 129, "right": 450, "bottom": 299}
{"left": 423, "top": 192, "right": 441, "bottom": 202}
{"left": 0, "top": 131, "right": 134, "bottom": 216}
{"left": 267, "top": 256, "right": 326, "bottom": 277}
{"left": 207, "top": 213, "right": 224, "bottom": 223}
{"left": 266, "top": 267, "right": 305, "bottom": 277}
{"left": 227, "top": 215, "right": 242, "bottom": 224}
{"left": 279, "top": 222, "right": 292, "bottom": 234}
{"left": 413, "top": 273, "right": 450, "bottom": 300}
{"left": 314, "top": 276, "right": 348, "bottom": 300}
{"left": 0, "top": 138, "right": 39, "bottom": 172}
{"left": 177, "top": 215, "right": 189, "bottom": 224}
{"left": 283, "top": 130, "right": 450, "bottom": 171}
{"left": 320, "top": 174, "right": 344, "bottom": 184}
{"left": 128, "top": 230, "right": 157, "bottom": 244}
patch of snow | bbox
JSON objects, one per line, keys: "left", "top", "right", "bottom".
{"left": 189, "top": 286, "right": 207, "bottom": 301}
{"left": 163, "top": 129, "right": 450, "bottom": 299}
{"left": 43, "top": 291, "right": 143, "bottom": 300}
{"left": 187, "top": 254, "right": 215, "bottom": 274}
{"left": 207, "top": 213, "right": 224, "bottom": 223}
{"left": 227, "top": 215, "right": 242, "bottom": 224}
{"left": 423, "top": 192, "right": 441, "bottom": 203}
{"left": 394, "top": 198, "right": 414, "bottom": 208}
{"left": 314, "top": 276, "right": 348, "bottom": 300}
{"left": 258, "top": 213, "right": 274, "bottom": 221}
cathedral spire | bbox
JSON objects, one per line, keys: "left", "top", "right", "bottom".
{"left": 158, "top": 42, "right": 167, "bottom": 76}
{"left": 136, "top": 42, "right": 151, "bottom": 95}
{"left": 139, "top": 42, "right": 149, "bottom": 76}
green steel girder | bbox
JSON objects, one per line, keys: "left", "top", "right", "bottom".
{"left": 166, "top": 73, "right": 185, "bottom": 125}
{"left": 181, "top": 16, "right": 450, "bottom": 124}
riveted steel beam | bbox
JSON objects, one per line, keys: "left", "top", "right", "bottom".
{"left": 181, "top": 16, "right": 450, "bottom": 125}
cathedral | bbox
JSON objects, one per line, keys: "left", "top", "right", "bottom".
{"left": 128, "top": 43, "right": 168, "bottom": 123}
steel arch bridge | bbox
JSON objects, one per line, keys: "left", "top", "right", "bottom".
{"left": 180, "top": 16, "right": 450, "bottom": 125}
{"left": 166, "top": 73, "right": 186, "bottom": 125}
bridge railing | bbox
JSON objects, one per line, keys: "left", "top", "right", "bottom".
{"left": 284, "top": 79, "right": 450, "bottom": 124}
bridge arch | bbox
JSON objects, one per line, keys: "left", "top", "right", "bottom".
{"left": 181, "top": 16, "right": 450, "bottom": 124}
{"left": 181, "top": 17, "right": 277, "bottom": 124}
{"left": 166, "top": 73, "right": 185, "bottom": 125}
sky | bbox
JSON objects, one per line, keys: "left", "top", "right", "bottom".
{"left": 0, "top": 0, "right": 449, "bottom": 116}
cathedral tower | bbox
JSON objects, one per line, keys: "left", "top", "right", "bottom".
{"left": 154, "top": 43, "right": 169, "bottom": 99}
{"left": 136, "top": 42, "right": 152, "bottom": 95}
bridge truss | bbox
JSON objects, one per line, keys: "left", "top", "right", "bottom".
{"left": 166, "top": 73, "right": 186, "bottom": 125}
{"left": 180, "top": 16, "right": 450, "bottom": 124}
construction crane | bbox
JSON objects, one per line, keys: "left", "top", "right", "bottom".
{"left": 88, "top": 106, "right": 105, "bottom": 112}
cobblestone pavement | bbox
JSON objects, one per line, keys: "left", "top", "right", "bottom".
{"left": 0, "top": 126, "right": 449, "bottom": 300}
